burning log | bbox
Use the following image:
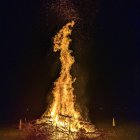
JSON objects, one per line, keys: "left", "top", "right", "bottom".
{"left": 21, "top": 119, "right": 106, "bottom": 140}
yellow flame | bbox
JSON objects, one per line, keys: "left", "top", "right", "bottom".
{"left": 37, "top": 21, "right": 96, "bottom": 133}
{"left": 49, "top": 21, "right": 80, "bottom": 120}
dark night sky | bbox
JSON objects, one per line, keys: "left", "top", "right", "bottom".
{"left": 0, "top": 0, "right": 140, "bottom": 124}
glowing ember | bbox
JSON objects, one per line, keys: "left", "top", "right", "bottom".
{"left": 36, "top": 21, "right": 99, "bottom": 139}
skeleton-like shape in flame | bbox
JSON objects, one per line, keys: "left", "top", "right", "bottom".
{"left": 37, "top": 21, "right": 96, "bottom": 133}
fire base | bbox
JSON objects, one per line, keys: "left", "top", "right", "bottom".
{"left": 23, "top": 118, "right": 102, "bottom": 140}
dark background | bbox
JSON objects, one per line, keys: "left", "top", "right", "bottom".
{"left": 0, "top": 0, "right": 140, "bottom": 125}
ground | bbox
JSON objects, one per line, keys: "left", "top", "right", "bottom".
{"left": 0, "top": 121, "right": 139, "bottom": 140}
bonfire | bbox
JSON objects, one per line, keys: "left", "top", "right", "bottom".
{"left": 23, "top": 21, "right": 102, "bottom": 140}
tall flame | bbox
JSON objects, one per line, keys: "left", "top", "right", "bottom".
{"left": 37, "top": 21, "right": 96, "bottom": 133}
{"left": 49, "top": 21, "right": 80, "bottom": 120}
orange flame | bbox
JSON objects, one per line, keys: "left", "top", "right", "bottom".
{"left": 37, "top": 21, "right": 96, "bottom": 133}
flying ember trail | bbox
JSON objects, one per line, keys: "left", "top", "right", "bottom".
{"left": 36, "top": 21, "right": 99, "bottom": 139}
